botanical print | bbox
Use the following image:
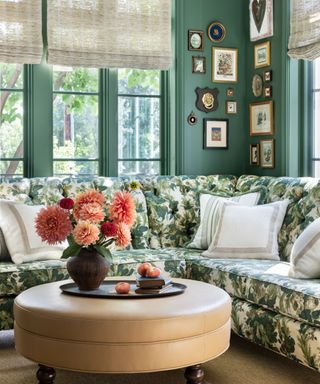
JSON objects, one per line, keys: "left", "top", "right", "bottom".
{"left": 257, "top": 46, "right": 267, "bottom": 64}
{"left": 250, "top": 101, "right": 273, "bottom": 135}
{"left": 212, "top": 48, "right": 238, "bottom": 82}
{"left": 260, "top": 140, "right": 274, "bottom": 168}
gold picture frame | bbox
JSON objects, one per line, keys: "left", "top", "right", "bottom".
{"left": 225, "top": 100, "right": 237, "bottom": 114}
{"left": 249, "top": 100, "right": 273, "bottom": 136}
{"left": 212, "top": 47, "right": 238, "bottom": 83}
{"left": 260, "top": 139, "right": 275, "bottom": 168}
{"left": 254, "top": 41, "right": 271, "bottom": 69}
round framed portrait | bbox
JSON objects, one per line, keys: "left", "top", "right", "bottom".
{"left": 207, "top": 22, "right": 226, "bottom": 43}
{"left": 252, "top": 74, "right": 263, "bottom": 97}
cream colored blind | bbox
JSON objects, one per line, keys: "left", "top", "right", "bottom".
{"left": 0, "top": 0, "right": 42, "bottom": 64}
{"left": 288, "top": 0, "right": 320, "bottom": 60}
{"left": 47, "top": 0, "right": 172, "bottom": 70}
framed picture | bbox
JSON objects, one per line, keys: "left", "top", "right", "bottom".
{"left": 260, "top": 139, "right": 274, "bottom": 168}
{"left": 264, "top": 86, "right": 272, "bottom": 98}
{"left": 192, "top": 56, "right": 206, "bottom": 74}
{"left": 188, "top": 30, "right": 204, "bottom": 51}
{"left": 264, "top": 70, "right": 272, "bottom": 82}
{"left": 203, "top": 118, "right": 228, "bottom": 149}
{"left": 249, "top": 0, "right": 273, "bottom": 42}
{"left": 207, "top": 21, "right": 226, "bottom": 43}
{"left": 254, "top": 41, "right": 271, "bottom": 69}
{"left": 212, "top": 47, "right": 238, "bottom": 83}
{"left": 252, "top": 74, "right": 263, "bottom": 97}
{"left": 226, "top": 100, "right": 237, "bottom": 114}
{"left": 226, "top": 88, "right": 234, "bottom": 97}
{"left": 249, "top": 100, "right": 273, "bottom": 136}
{"left": 250, "top": 144, "right": 260, "bottom": 165}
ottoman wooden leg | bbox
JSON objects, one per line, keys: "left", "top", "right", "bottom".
{"left": 185, "top": 364, "right": 205, "bottom": 384}
{"left": 36, "top": 364, "right": 56, "bottom": 384}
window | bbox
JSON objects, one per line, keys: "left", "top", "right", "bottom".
{"left": 0, "top": 63, "right": 24, "bottom": 177}
{"left": 118, "top": 69, "right": 161, "bottom": 176}
{"left": 52, "top": 66, "right": 99, "bottom": 176}
{"left": 311, "top": 58, "right": 320, "bottom": 176}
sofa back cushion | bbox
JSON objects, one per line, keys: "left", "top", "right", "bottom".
{"left": 143, "top": 175, "right": 238, "bottom": 248}
{"left": 236, "top": 175, "right": 320, "bottom": 261}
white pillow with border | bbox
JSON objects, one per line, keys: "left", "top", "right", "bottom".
{"left": 188, "top": 191, "right": 262, "bottom": 249}
{"left": 202, "top": 199, "right": 289, "bottom": 260}
{"left": 289, "top": 218, "right": 320, "bottom": 279}
{"left": 0, "top": 201, "right": 67, "bottom": 264}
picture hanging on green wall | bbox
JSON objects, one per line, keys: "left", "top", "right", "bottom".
{"left": 249, "top": 0, "right": 273, "bottom": 42}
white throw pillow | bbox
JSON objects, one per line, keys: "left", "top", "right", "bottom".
{"left": 202, "top": 199, "right": 289, "bottom": 260}
{"left": 0, "top": 201, "right": 67, "bottom": 264}
{"left": 289, "top": 218, "right": 320, "bottom": 279}
{"left": 188, "top": 191, "right": 262, "bottom": 249}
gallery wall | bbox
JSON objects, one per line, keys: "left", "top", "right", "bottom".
{"left": 175, "top": 0, "right": 247, "bottom": 176}
{"left": 175, "top": 0, "right": 291, "bottom": 177}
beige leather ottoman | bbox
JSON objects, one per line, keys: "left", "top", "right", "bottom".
{"left": 14, "top": 278, "right": 231, "bottom": 383}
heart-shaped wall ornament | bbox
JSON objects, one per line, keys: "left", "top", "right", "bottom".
{"left": 251, "top": 0, "right": 266, "bottom": 33}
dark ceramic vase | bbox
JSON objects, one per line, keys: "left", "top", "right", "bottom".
{"left": 66, "top": 248, "right": 109, "bottom": 291}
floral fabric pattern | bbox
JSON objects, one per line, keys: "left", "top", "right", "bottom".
{"left": 0, "top": 178, "right": 31, "bottom": 203}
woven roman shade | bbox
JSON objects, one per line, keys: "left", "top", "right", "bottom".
{"left": 288, "top": 0, "right": 320, "bottom": 60}
{"left": 47, "top": 0, "right": 172, "bottom": 70}
{"left": 0, "top": 0, "right": 42, "bottom": 64}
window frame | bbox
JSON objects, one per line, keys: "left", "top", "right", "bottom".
{"left": 1, "top": 64, "right": 170, "bottom": 178}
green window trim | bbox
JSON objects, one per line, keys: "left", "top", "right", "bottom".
{"left": 2, "top": 64, "right": 171, "bottom": 178}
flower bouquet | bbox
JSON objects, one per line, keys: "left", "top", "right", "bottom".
{"left": 35, "top": 189, "right": 136, "bottom": 290}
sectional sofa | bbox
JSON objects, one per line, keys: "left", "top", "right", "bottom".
{"left": 0, "top": 175, "right": 319, "bottom": 372}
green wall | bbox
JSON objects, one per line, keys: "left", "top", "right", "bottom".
{"left": 176, "top": 0, "right": 295, "bottom": 177}
{"left": 245, "top": 0, "right": 290, "bottom": 176}
{"left": 175, "top": 0, "right": 247, "bottom": 176}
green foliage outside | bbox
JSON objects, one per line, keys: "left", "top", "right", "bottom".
{"left": 0, "top": 64, "right": 161, "bottom": 177}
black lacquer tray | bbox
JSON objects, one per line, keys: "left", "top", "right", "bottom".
{"left": 60, "top": 280, "right": 186, "bottom": 299}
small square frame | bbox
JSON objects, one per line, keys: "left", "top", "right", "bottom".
{"left": 264, "top": 70, "right": 272, "bottom": 82}
{"left": 203, "top": 118, "right": 229, "bottom": 149}
{"left": 264, "top": 86, "right": 272, "bottom": 98}
{"left": 250, "top": 143, "right": 260, "bottom": 165}
{"left": 226, "top": 88, "right": 234, "bottom": 97}
{"left": 254, "top": 41, "right": 271, "bottom": 69}
{"left": 192, "top": 56, "right": 206, "bottom": 74}
{"left": 188, "top": 30, "right": 204, "bottom": 51}
{"left": 226, "top": 100, "right": 237, "bottom": 114}
{"left": 260, "top": 139, "right": 275, "bottom": 168}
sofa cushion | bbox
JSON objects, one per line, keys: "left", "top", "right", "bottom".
{"left": 29, "top": 177, "right": 64, "bottom": 205}
{"left": 0, "top": 260, "right": 69, "bottom": 297}
{"left": 235, "top": 175, "right": 320, "bottom": 261}
{"left": 0, "top": 178, "right": 31, "bottom": 203}
{"left": 145, "top": 175, "right": 238, "bottom": 248}
{"left": 188, "top": 257, "right": 320, "bottom": 328}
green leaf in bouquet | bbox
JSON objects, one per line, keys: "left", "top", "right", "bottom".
{"left": 62, "top": 244, "right": 81, "bottom": 259}
{"left": 94, "top": 245, "right": 113, "bottom": 263}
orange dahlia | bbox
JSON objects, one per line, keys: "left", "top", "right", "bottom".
{"left": 73, "top": 221, "right": 100, "bottom": 246}
{"left": 115, "top": 222, "right": 131, "bottom": 248}
{"left": 35, "top": 205, "right": 72, "bottom": 244}
{"left": 109, "top": 191, "right": 136, "bottom": 227}
{"left": 73, "top": 202, "right": 105, "bottom": 223}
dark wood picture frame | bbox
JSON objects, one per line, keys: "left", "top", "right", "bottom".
{"left": 192, "top": 56, "right": 206, "bottom": 74}
{"left": 203, "top": 118, "right": 229, "bottom": 149}
{"left": 188, "top": 30, "right": 204, "bottom": 51}
{"left": 250, "top": 143, "right": 260, "bottom": 165}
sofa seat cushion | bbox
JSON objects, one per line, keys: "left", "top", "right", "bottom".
{"left": 0, "top": 260, "right": 69, "bottom": 297}
{"left": 189, "top": 257, "right": 320, "bottom": 327}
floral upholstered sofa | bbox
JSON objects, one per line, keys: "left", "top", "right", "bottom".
{"left": 0, "top": 175, "right": 319, "bottom": 372}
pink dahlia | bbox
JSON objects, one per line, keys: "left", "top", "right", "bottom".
{"left": 101, "top": 221, "right": 117, "bottom": 237}
{"left": 115, "top": 222, "right": 131, "bottom": 248}
{"left": 73, "top": 221, "right": 100, "bottom": 246}
{"left": 109, "top": 191, "right": 136, "bottom": 227}
{"left": 73, "top": 202, "right": 105, "bottom": 223}
{"left": 59, "top": 197, "right": 74, "bottom": 210}
{"left": 35, "top": 205, "right": 72, "bottom": 244}
{"left": 75, "top": 189, "right": 105, "bottom": 207}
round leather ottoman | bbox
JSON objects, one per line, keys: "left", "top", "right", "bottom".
{"left": 14, "top": 278, "right": 231, "bottom": 383}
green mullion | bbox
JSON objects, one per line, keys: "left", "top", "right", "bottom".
{"left": 99, "top": 69, "right": 107, "bottom": 176}
{"left": 0, "top": 88, "right": 23, "bottom": 92}
{"left": 118, "top": 93, "right": 161, "bottom": 98}
{"left": 160, "top": 70, "right": 170, "bottom": 175}
{"left": 107, "top": 69, "right": 118, "bottom": 176}
{"left": 53, "top": 90, "right": 99, "bottom": 96}
{"left": 23, "top": 65, "right": 32, "bottom": 177}
{"left": 118, "top": 158, "right": 161, "bottom": 162}
{"left": 54, "top": 158, "right": 98, "bottom": 161}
